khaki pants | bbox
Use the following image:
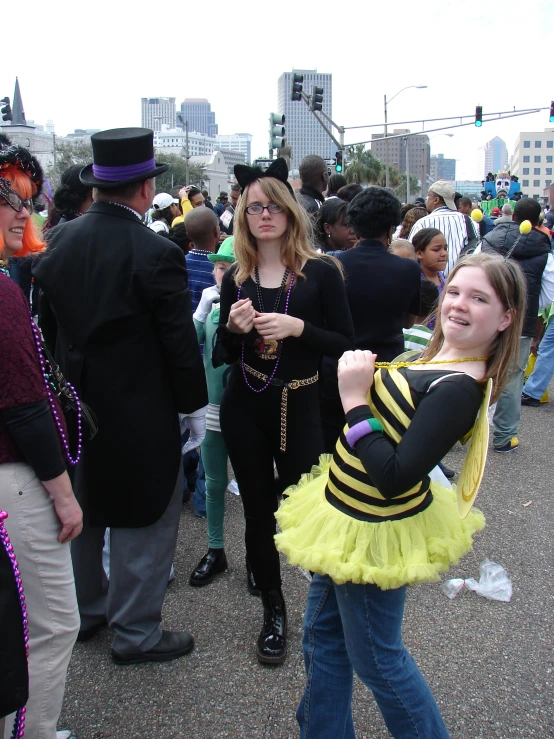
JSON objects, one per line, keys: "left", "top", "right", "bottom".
{"left": 0, "top": 463, "right": 79, "bottom": 739}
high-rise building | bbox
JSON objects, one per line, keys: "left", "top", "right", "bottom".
{"left": 216, "top": 133, "right": 252, "bottom": 165}
{"left": 179, "top": 99, "right": 218, "bottom": 137}
{"left": 478, "top": 136, "right": 508, "bottom": 177}
{"left": 277, "top": 70, "right": 334, "bottom": 173}
{"left": 510, "top": 128, "right": 554, "bottom": 202}
{"left": 371, "top": 129, "right": 431, "bottom": 194}
{"left": 153, "top": 126, "right": 216, "bottom": 157}
{"left": 141, "top": 98, "right": 176, "bottom": 132}
{"left": 430, "top": 154, "right": 456, "bottom": 182}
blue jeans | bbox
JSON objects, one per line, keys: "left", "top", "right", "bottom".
{"left": 492, "top": 336, "right": 532, "bottom": 446}
{"left": 297, "top": 574, "right": 450, "bottom": 739}
{"left": 193, "top": 455, "right": 207, "bottom": 517}
{"left": 524, "top": 319, "right": 554, "bottom": 399}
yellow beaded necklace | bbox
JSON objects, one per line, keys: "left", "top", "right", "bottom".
{"left": 375, "top": 357, "right": 488, "bottom": 369}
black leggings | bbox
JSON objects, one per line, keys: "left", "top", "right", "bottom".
{"left": 220, "top": 366, "right": 324, "bottom": 592}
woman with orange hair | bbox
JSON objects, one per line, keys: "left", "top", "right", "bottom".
{"left": 0, "top": 135, "right": 81, "bottom": 739}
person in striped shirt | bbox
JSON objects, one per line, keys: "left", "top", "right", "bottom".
{"left": 409, "top": 181, "right": 479, "bottom": 275}
{"left": 184, "top": 208, "right": 218, "bottom": 313}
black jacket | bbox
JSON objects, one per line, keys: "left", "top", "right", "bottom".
{"left": 34, "top": 202, "right": 208, "bottom": 527}
{"left": 297, "top": 184, "right": 324, "bottom": 215}
{"left": 481, "top": 222, "right": 551, "bottom": 336}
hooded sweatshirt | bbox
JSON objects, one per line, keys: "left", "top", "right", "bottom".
{"left": 481, "top": 222, "right": 551, "bottom": 336}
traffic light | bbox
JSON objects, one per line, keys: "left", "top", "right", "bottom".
{"left": 291, "top": 74, "right": 303, "bottom": 102}
{"left": 475, "top": 105, "right": 483, "bottom": 127}
{"left": 269, "top": 113, "right": 285, "bottom": 149}
{"left": 311, "top": 87, "right": 323, "bottom": 112}
{"left": 335, "top": 151, "right": 343, "bottom": 173}
{"left": 1, "top": 97, "right": 12, "bottom": 122}
{"left": 550, "top": 101, "right": 554, "bottom": 123}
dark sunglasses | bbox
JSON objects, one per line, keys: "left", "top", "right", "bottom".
{"left": 1, "top": 187, "right": 34, "bottom": 214}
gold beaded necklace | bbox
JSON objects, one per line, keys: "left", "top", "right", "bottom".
{"left": 375, "top": 357, "right": 488, "bottom": 369}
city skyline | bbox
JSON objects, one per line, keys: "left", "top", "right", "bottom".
{"left": 1, "top": 0, "right": 550, "bottom": 183}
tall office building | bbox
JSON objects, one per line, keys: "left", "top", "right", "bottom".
{"left": 479, "top": 136, "right": 509, "bottom": 177}
{"left": 141, "top": 97, "right": 176, "bottom": 132}
{"left": 371, "top": 129, "right": 431, "bottom": 194}
{"left": 179, "top": 99, "right": 218, "bottom": 137}
{"left": 510, "top": 128, "right": 554, "bottom": 202}
{"left": 277, "top": 70, "right": 334, "bottom": 173}
{"left": 216, "top": 133, "right": 252, "bottom": 164}
{"left": 430, "top": 154, "right": 456, "bottom": 182}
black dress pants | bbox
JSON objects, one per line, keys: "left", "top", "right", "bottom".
{"left": 220, "top": 367, "right": 323, "bottom": 592}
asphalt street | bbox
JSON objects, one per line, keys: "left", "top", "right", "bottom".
{"left": 59, "top": 398, "right": 554, "bottom": 739}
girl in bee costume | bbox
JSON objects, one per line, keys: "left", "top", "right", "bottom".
{"left": 276, "top": 253, "right": 526, "bottom": 738}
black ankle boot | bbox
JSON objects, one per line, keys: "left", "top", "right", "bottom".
{"left": 189, "top": 548, "right": 228, "bottom": 587}
{"left": 257, "top": 589, "right": 287, "bottom": 665}
{"left": 246, "top": 557, "right": 260, "bottom": 597}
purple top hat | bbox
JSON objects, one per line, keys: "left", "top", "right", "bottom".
{"left": 80, "top": 128, "right": 169, "bottom": 188}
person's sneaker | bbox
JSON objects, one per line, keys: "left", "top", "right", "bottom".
{"left": 521, "top": 393, "right": 541, "bottom": 407}
{"left": 494, "top": 437, "right": 519, "bottom": 453}
{"left": 56, "top": 731, "right": 78, "bottom": 739}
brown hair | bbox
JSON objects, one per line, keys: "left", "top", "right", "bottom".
{"left": 421, "top": 252, "right": 526, "bottom": 403}
{"left": 232, "top": 177, "right": 319, "bottom": 285}
{"left": 398, "top": 206, "right": 427, "bottom": 239}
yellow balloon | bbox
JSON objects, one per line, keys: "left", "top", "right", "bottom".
{"left": 471, "top": 208, "right": 483, "bottom": 222}
{"left": 519, "top": 220, "right": 532, "bottom": 234}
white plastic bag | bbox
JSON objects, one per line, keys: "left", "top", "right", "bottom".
{"left": 441, "top": 559, "right": 512, "bottom": 602}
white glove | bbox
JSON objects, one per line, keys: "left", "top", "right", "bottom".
{"left": 193, "top": 285, "right": 221, "bottom": 324}
{"left": 180, "top": 407, "right": 208, "bottom": 454}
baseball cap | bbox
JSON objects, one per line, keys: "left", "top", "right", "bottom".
{"left": 428, "top": 181, "right": 456, "bottom": 211}
{"left": 491, "top": 207, "right": 501, "bottom": 215}
{"left": 153, "top": 192, "right": 179, "bottom": 210}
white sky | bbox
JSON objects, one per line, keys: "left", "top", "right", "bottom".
{"left": 2, "top": 0, "right": 551, "bottom": 181}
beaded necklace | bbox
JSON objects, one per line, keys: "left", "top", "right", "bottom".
{"left": 0, "top": 257, "right": 10, "bottom": 277}
{"left": 238, "top": 270, "right": 295, "bottom": 393}
{"left": 253, "top": 265, "right": 290, "bottom": 314}
{"left": 374, "top": 357, "right": 487, "bottom": 369}
{"left": 29, "top": 316, "right": 83, "bottom": 465}
{"left": 0, "top": 510, "right": 29, "bottom": 739}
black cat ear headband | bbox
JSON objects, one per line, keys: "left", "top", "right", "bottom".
{"left": 234, "top": 157, "right": 294, "bottom": 195}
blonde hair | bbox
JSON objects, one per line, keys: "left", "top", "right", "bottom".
{"left": 421, "top": 253, "right": 526, "bottom": 403}
{"left": 232, "top": 177, "right": 319, "bottom": 285}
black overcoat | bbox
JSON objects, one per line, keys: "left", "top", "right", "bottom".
{"left": 33, "top": 202, "right": 208, "bottom": 527}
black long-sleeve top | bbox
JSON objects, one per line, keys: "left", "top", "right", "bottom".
{"left": 346, "top": 369, "right": 483, "bottom": 499}
{"left": 214, "top": 257, "right": 355, "bottom": 382}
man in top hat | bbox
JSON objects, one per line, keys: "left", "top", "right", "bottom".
{"left": 34, "top": 128, "right": 208, "bottom": 665}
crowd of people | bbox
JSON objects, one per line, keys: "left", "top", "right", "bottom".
{"left": 0, "top": 129, "right": 553, "bottom": 739}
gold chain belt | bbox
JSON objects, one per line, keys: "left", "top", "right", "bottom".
{"left": 243, "top": 363, "right": 318, "bottom": 452}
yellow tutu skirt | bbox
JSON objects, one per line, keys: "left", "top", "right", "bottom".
{"left": 275, "top": 455, "right": 485, "bottom": 590}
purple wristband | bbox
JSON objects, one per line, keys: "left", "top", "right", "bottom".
{"left": 345, "top": 418, "right": 383, "bottom": 448}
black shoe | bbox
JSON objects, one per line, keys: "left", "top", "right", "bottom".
{"left": 440, "top": 463, "right": 456, "bottom": 479}
{"left": 246, "top": 557, "right": 260, "bottom": 597}
{"left": 257, "top": 589, "right": 287, "bottom": 665}
{"left": 77, "top": 617, "right": 108, "bottom": 643}
{"left": 189, "top": 548, "right": 227, "bottom": 587}
{"left": 521, "top": 393, "right": 541, "bottom": 407}
{"left": 111, "top": 630, "right": 194, "bottom": 665}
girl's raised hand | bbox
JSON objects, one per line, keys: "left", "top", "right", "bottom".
{"left": 337, "top": 350, "right": 377, "bottom": 413}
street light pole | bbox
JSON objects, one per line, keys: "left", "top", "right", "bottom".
{"left": 384, "top": 94, "right": 389, "bottom": 188}
{"left": 383, "top": 86, "right": 427, "bottom": 189}
{"left": 404, "top": 137, "right": 410, "bottom": 203}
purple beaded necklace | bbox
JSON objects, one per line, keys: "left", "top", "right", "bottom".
{"left": 29, "top": 317, "right": 83, "bottom": 466}
{"left": 0, "top": 510, "right": 29, "bottom": 739}
{"left": 238, "top": 270, "right": 295, "bottom": 393}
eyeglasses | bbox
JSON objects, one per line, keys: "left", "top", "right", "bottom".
{"left": 0, "top": 187, "right": 34, "bottom": 214}
{"left": 245, "top": 203, "right": 284, "bottom": 216}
